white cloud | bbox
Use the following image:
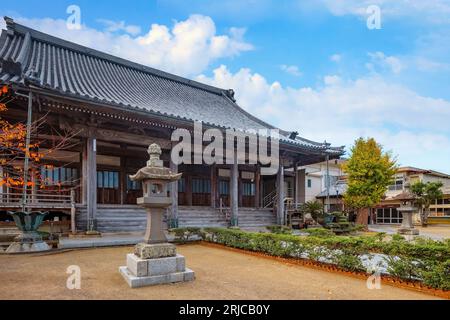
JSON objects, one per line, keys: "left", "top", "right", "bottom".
{"left": 97, "top": 19, "right": 142, "bottom": 36}
{"left": 330, "top": 54, "right": 341, "bottom": 62}
{"left": 367, "top": 51, "right": 404, "bottom": 74}
{"left": 314, "top": 0, "right": 450, "bottom": 24}
{"left": 197, "top": 65, "right": 450, "bottom": 172}
{"left": 280, "top": 64, "right": 302, "bottom": 76}
{"left": 0, "top": 18, "right": 5, "bottom": 30}
{"left": 415, "top": 57, "right": 450, "bottom": 72}
{"left": 13, "top": 14, "right": 253, "bottom": 77}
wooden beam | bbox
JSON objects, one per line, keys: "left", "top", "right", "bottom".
{"left": 72, "top": 124, "right": 172, "bottom": 149}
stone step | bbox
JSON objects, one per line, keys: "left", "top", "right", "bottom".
{"left": 0, "top": 227, "right": 20, "bottom": 235}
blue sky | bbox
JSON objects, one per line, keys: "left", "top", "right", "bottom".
{"left": 1, "top": 0, "right": 450, "bottom": 173}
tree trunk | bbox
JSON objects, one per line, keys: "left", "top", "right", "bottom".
{"left": 421, "top": 207, "right": 429, "bottom": 227}
{"left": 356, "top": 207, "right": 369, "bottom": 228}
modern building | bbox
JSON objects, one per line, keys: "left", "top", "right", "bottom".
{"left": 375, "top": 167, "right": 450, "bottom": 225}
{"left": 299, "top": 160, "right": 450, "bottom": 225}
{"left": 296, "top": 159, "right": 347, "bottom": 212}
{"left": 0, "top": 17, "right": 344, "bottom": 233}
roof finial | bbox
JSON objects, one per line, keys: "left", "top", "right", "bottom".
{"left": 147, "top": 143, "right": 163, "bottom": 167}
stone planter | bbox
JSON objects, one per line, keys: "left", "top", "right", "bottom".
{"left": 5, "top": 211, "right": 50, "bottom": 253}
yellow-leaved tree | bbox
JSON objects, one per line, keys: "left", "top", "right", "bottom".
{"left": 342, "top": 138, "right": 397, "bottom": 226}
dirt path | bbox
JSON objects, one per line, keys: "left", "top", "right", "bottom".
{"left": 0, "top": 244, "right": 441, "bottom": 300}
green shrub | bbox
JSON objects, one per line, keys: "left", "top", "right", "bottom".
{"left": 303, "top": 228, "right": 334, "bottom": 237}
{"left": 266, "top": 225, "right": 292, "bottom": 234}
{"left": 385, "top": 256, "right": 420, "bottom": 281}
{"left": 37, "top": 231, "right": 51, "bottom": 240}
{"left": 331, "top": 249, "right": 365, "bottom": 272}
{"left": 420, "top": 260, "right": 450, "bottom": 290}
{"left": 169, "top": 227, "right": 202, "bottom": 244}
{"left": 200, "top": 228, "right": 450, "bottom": 289}
{"left": 391, "top": 234, "right": 405, "bottom": 242}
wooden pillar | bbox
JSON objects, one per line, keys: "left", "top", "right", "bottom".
{"left": 294, "top": 163, "right": 299, "bottom": 207}
{"left": 230, "top": 153, "right": 239, "bottom": 226}
{"left": 210, "top": 165, "right": 217, "bottom": 208}
{"left": 170, "top": 159, "right": 179, "bottom": 227}
{"left": 82, "top": 135, "right": 97, "bottom": 231}
{"left": 255, "top": 165, "right": 261, "bottom": 209}
{"left": 276, "top": 163, "right": 285, "bottom": 225}
{"left": 186, "top": 173, "right": 192, "bottom": 206}
{"left": 70, "top": 189, "right": 76, "bottom": 234}
{"left": 119, "top": 145, "right": 127, "bottom": 205}
{"left": 0, "top": 166, "right": 3, "bottom": 203}
{"left": 238, "top": 173, "right": 243, "bottom": 207}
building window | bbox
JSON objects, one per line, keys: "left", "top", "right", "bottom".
{"left": 178, "top": 178, "right": 185, "bottom": 193}
{"left": 126, "top": 175, "right": 141, "bottom": 191}
{"left": 243, "top": 182, "right": 255, "bottom": 196}
{"left": 192, "top": 178, "right": 211, "bottom": 194}
{"left": 219, "top": 180, "right": 229, "bottom": 195}
{"left": 307, "top": 179, "right": 312, "bottom": 188}
{"left": 97, "top": 171, "right": 119, "bottom": 189}
{"left": 388, "top": 178, "right": 404, "bottom": 191}
{"left": 41, "top": 166, "right": 78, "bottom": 186}
{"left": 376, "top": 207, "right": 403, "bottom": 224}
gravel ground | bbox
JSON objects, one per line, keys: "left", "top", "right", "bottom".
{"left": 0, "top": 244, "right": 441, "bottom": 300}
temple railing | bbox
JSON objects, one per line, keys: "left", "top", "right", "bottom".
{"left": 0, "top": 192, "right": 74, "bottom": 209}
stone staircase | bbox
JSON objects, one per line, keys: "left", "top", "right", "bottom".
{"left": 75, "top": 206, "right": 277, "bottom": 232}
{"left": 178, "top": 207, "right": 228, "bottom": 228}
{"left": 77, "top": 206, "right": 147, "bottom": 233}
{"left": 237, "top": 208, "right": 277, "bottom": 229}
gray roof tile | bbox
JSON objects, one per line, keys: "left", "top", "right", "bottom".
{"left": 0, "top": 17, "right": 344, "bottom": 155}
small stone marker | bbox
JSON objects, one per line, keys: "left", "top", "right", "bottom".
{"left": 119, "top": 143, "right": 195, "bottom": 288}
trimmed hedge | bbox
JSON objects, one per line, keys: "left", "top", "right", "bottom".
{"left": 201, "top": 228, "right": 450, "bottom": 290}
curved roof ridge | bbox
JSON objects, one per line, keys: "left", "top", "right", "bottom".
{"left": 4, "top": 16, "right": 228, "bottom": 97}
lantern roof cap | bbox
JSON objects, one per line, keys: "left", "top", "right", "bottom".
{"left": 129, "top": 143, "right": 182, "bottom": 182}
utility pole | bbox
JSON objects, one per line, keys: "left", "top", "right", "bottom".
{"left": 21, "top": 91, "right": 33, "bottom": 213}
{"left": 325, "top": 153, "right": 330, "bottom": 214}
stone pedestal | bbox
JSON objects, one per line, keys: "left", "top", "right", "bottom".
{"left": 120, "top": 243, "right": 195, "bottom": 288}
{"left": 398, "top": 208, "right": 419, "bottom": 236}
{"left": 5, "top": 231, "right": 50, "bottom": 253}
{"left": 6, "top": 241, "right": 50, "bottom": 253}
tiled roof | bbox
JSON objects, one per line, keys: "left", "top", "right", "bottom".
{"left": 0, "top": 17, "right": 344, "bottom": 155}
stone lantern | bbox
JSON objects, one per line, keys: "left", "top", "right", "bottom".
{"left": 119, "top": 143, "right": 195, "bottom": 288}
{"left": 397, "top": 192, "right": 419, "bottom": 236}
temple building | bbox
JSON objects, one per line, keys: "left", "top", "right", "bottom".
{"left": 0, "top": 17, "right": 344, "bottom": 234}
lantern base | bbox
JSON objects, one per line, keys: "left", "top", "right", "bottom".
{"left": 397, "top": 228, "right": 419, "bottom": 235}
{"left": 119, "top": 253, "right": 195, "bottom": 288}
{"left": 134, "top": 242, "right": 176, "bottom": 259}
